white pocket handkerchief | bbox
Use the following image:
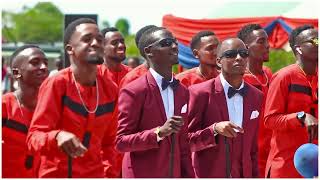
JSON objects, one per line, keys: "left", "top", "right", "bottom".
{"left": 181, "top": 104, "right": 187, "bottom": 113}
{"left": 250, "top": 110, "right": 260, "bottom": 119}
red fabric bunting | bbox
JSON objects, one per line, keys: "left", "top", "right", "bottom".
{"left": 162, "top": 14, "right": 318, "bottom": 49}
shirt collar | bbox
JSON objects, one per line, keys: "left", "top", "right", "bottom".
{"left": 219, "top": 73, "right": 244, "bottom": 95}
{"left": 149, "top": 68, "right": 173, "bottom": 91}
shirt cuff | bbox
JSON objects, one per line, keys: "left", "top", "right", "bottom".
{"left": 212, "top": 123, "right": 218, "bottom": 136}
{"left": 154, "top": 127, "right": 164, "bottom": 142}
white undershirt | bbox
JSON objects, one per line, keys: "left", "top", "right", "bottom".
{"left": 219, "top": 73, "right": 244, "bottom": 129}
{"left": 149, "top": 68, "right": 174, "bottom": 119}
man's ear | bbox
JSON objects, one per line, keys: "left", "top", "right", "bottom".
{"left": 144, "top": 46, "right": 153, "bottom": 59}
{"left": 65, "top": 44, "right": 74, "bottom": 56}
{"left": 192, "top": 49, "right": 199, "bottom": 59}
{"left": 12, "top": 68, "right": 21, "bottom": 79}
{"left": 216, "top": 57, "right": 222, "bottom": 68}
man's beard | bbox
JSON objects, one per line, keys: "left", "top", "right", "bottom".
{"left": 87, "top": 54, "right": 104, "bottom": 65}
{"left": 112, "top": 55, "right": 126, "bottom": 63}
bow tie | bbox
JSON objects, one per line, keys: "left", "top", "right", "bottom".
{"left": 227, "top": 86, "right": 247, "bottom": 98}
{"left": 161, "top": 78, "right": 179, "bottom": 90}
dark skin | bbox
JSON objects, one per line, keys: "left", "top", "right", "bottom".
{"left": 127, "top": 57, "right": 140, "bottom": 68}
{"left": 12, "top": 48, "right": 49, "bottom": 111}
{"left": 293, "top": 28, "right": 318, "bottom": 140}
{"left": 244, "top": 29, "right": 270, "bottom": 75}
{"left": 56, "top": 23, "right": 105, "bottom": 158}
{"left": 144, "top": 29, "right": 183, "bottom": 137}
{"left": 104, "top": 31, "right": 126, "bottom": 71}
{"left": 193, "top": 35, "right": 220, "bottom": 79}
{"left": 214, "top": 38, "right": 249, "bottom": 138}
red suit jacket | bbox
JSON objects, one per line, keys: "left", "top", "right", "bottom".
{"left": 243, "top": 66, "right": 273, "bottom": 177}
{"left": 116, "top": 71, "right": 195, "bottom": 178}
{"left": 188, "top": 76, "right": 263, "bottom": 178}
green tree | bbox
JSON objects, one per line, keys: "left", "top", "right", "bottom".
{"left": 125, "top": 34, "right": 140, "bottom": 57}
{"left": 2, "top": 2, "right": 63, "bottom": 43}
{"left": 264, "top": 49, "right": 295, "bottom": 73}
{"left": 115, "top": 18, "right": 130, "bottom": 37}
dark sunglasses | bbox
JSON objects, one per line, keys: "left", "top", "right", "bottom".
{"left": 301, "top": 38, "right": 318, "bottom": 46}
{"left": 149, "top": 38, "right": 178, "bottom": 48}
{"left": 219, "top": 49, "right": 249, "bottom": 59}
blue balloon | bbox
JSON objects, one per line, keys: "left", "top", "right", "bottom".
{"left": 294, "top": 143, "right": 318, "bottom": 178}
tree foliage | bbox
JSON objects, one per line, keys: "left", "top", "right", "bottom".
{"left": 115, "top": 18, "right": 130, "bottom": 37}
{"left": 264, "top": 49, "right": 295, "bottom": 73}
{"left": 2, "top": 2, "right": 63, "bottom": 43}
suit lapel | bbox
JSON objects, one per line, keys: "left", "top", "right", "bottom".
{"left": 242, "top": 83, "right": 251, "bottom": 130}
{"left": 146, "top": 71, "right": 167, "bottom": 123}
{"left": 214, "top": 77, "right": 229, "bottom": 121}
{"left": 173, "top": 84, "right": 182, "bottom": 116}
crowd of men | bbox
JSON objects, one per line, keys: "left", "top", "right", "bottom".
{"left": 2, "top": 17, "right": 318, "bottom": 178}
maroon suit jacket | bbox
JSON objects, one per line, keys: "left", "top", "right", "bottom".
{"left": 188, "top": 76, "right": 263, "bottom": 178}
{"left": 116, "top": 71, "right": 195, "bottom": 178}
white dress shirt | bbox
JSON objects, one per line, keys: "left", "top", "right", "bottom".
{"left": 149, "top": 68, "right": 174, "bottom": 119}
{"left": 219, "top": 73, "right": 244, "bottom": 129}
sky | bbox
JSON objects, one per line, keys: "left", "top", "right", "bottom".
{"left": 1, "top": 0, "right": 318, "bottom": 34}
{"left": 1, "top": 0, "right": 224, "bottom": 33}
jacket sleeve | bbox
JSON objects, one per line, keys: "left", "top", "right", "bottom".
{"left": 264, "top": 73, "right": 301, "bottom": 130}
{"left": 116, "top": 88, "right": 159, "bottom": 152}
{"left": 26, "top": 77, "right": 64, "bottom": 155}
{"left": 252, "top": 93, "right": 263, "bottom": 178}
{"left": 102, "top": 99, "right": 121, "bottom": 178}
{"left": 187, "top": 87, "right": 217, "bottom": 152}
{"left": 179, "top": 95, "right": 195, "bottom": 178}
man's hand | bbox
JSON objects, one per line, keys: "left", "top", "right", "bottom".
{"left": 304, "top": 113, "right": 318, "bottom": 142}
{"left": 56, "top": 131, "right": 88, "bottom": 158}
{"left": 214, "top": 121, "right": 244, "bottom": 138}
{"left": 158, "top": 116, "right": 184, "bottom": 138}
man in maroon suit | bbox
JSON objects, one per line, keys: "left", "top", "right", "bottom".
{"left": 188, "top": 37, "right": 263, "bottom": 178}
{"left": 116, "top": 27, "right": 194, "bottom": 178}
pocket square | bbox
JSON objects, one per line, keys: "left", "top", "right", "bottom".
{"left": 181, "top": 104, "right": 187, "bottom": 113}
{"left": 250, "top": 110, "right": 260, "bottom": 119}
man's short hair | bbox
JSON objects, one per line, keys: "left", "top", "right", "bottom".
{"left": 64, "top": 18, "right": 97, "bottom": 45}
{"left": 128, "top": 56, "right": 140, "bottom": 64}
{"left": 10, "top": 44, "right": 42, "bottom": 68}
{"left": 190, "top": 30, "right": 216, "bottom": 50}
{"left": 138, "top": 26, "right": 165, "bottom": 57}
{"left": 289, "top": 24, "right": 314, "bottom": 50}
{"left": 135, "top": 25, "right": 157, "bottom": 47}
{"left": 101, "top": 27, "right": 119, "bottom": 37}
{"left": 237, "top": 24, "right": 263, "bottom": 43}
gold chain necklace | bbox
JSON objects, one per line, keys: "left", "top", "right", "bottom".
{"left": 72, "top": 73, "right": 99, "bottom": 114}
{"left": 197, "top": 67, "right": 207, "bottom": 79}
{"left": 247, "top": 69, "right": 269, "bottom": 87}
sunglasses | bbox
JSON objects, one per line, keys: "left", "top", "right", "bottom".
{"left": 302, "top": 38, "right": 318, "bottom": 46}
{"left": 219, "top": 49, "right": 249, "bottom": 59}
{"left": 149, "top": 38, "right": 178, "bottom": 48}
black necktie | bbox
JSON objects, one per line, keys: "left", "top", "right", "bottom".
{"left": 227, "top": 86, "right": 247, "bottom": 98}
{"left": 161, "top": 78, "right": 179, "bottom": 90}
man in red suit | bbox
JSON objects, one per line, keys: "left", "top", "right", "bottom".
{"left": 176, "top": 30, "right": 220, "bottom": 87}
{"left": 119, "top": 25, "right": 156, "bottom": 88}
{"left": 2, "top": 45, "right": 49, "bottom": 177}
{"left": 188, "top": 37, "right": 263, "bottom": 178}
{"left": 116, "top": 27, "right": 194, "bottom": 178}
{"left": 98, "top": 27, "right": 131, "bottom": 85}
{"left": 264, "top": 25, "right": 318, "bottom": 178}
{"left": 237, "top": 24, "right": 273, "bottom": 177}
{"left": 27, "top": 18, "right": 120, "bottom": 178}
